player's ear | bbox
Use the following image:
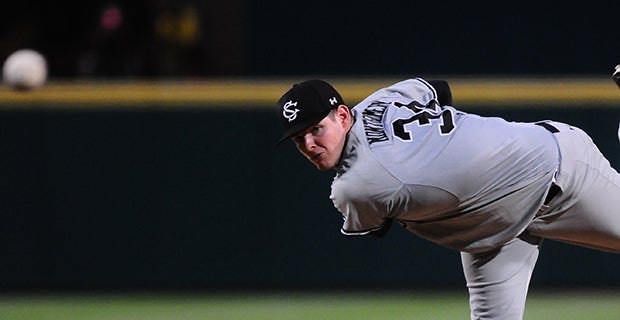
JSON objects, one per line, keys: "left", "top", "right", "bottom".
{"left": 335, "top": 105, "right": 350, "bottom": 125}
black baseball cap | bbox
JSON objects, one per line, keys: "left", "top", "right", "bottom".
{"left": 276, "top": 80, "right": 345, "bottom": 145}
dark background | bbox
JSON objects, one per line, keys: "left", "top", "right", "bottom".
{"left": 0, "top": 1, "right": 618, "bottom": 78}
{"left": 1, "top": 106, "right": 619, "bottom": 292}
{"left": 0, "top": 1, "right": 619, "bottom": 292}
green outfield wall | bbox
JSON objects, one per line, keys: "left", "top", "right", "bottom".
{"left": 1, "top": 81, "right": 619, "bottom": 291}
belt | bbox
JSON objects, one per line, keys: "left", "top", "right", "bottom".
{"left": 535, "top": 122, "right": 561, "bottom": 204}
{"left": 544, "top": 183, "right": 561, "bottom": 205}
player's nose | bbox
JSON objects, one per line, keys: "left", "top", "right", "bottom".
{"left": 302, "top": 134, "right": 317, "bottom": 150}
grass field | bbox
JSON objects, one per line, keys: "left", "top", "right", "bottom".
{"left": 1, "top": 290, "right": 620, "bottom": 320}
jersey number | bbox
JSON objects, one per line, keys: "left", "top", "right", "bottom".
{"left": 392, "top": 101, "right": 455, "bottom": 141}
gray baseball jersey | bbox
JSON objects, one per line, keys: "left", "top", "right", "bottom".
{"left": 327, "top": 77, "right": 620, "bottom": 319}
{"left": 331, "top": 78, "right": 559, "bottom": 253}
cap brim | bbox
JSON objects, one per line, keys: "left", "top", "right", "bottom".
{"left": 276, "top": 110, "right": 330, "bottom": 146}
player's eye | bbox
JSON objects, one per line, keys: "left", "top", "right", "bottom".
{"left": 292, "top": 135, "right": 304, "bottom": 144}
{"left": 311, "top": 126, "right": 322, "bottom": 135}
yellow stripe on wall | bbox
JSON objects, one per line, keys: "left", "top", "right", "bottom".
{"left": 0, "top": 77, "right": 617, "bottom": 109}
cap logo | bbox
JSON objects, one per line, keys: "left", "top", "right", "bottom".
{"left": 329, "top": 97, "right": 338, "bottom": 105}
{"left": 282, "top": 100, "right": 300, "bottom": 122}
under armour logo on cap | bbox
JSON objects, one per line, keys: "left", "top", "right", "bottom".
{"left": 275, "top": 80, "right": 345, "bottom": 145}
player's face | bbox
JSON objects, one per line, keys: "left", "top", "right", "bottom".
{"left": 291, "top": 106, "right": 351, "bottom": 171}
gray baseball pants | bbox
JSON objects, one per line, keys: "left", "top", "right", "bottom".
{"left": 461, "top": 121, "right": 620, "bottom": 319}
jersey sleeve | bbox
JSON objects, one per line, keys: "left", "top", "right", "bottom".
{"left": 330, "top": 155, "right": 404, "bottom": 236}
{"left": 337, "top": 197, "right": 391, "bottom": 236}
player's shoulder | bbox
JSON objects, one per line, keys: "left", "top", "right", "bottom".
{"left": 380, "top": 77, "right": 436, "bottom": 95}
{"left": 353, "top": 78, "right": 437, "bottom": 109}
{"left": 354, "top": 78, "right": 438, "bottom": 112}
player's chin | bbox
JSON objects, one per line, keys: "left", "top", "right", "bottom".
{"left": 312, "top": 158, "right": 337, "bottom": 171}
{"left": 314, "top": 164, "right": 331, "bottom": 171}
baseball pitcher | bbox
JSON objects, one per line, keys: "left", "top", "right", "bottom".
{"left": 276, "top": 77, "right": 620, "bottom": 320}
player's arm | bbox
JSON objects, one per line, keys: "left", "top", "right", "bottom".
{"left": 340, "top": 218, "right": 393, "bottom": 238}
{"left": 428, "top": 80, "right": 453, "bottom": 106}
{"left": 339, "top": 207, "right": 393, "bottom": 238}
{"left": 369, "top": 218, "right": 393, "bottom": 238}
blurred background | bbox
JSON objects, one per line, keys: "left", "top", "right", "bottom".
{"left": 0, "top": 0, "right": 619, "bottom": 295}
{"left": 1, "top": 1, "right": 618, "bottom": 77}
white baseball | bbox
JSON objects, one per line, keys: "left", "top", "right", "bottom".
{"left": 2, "top": 49, "right": 48, "bottom": 91}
